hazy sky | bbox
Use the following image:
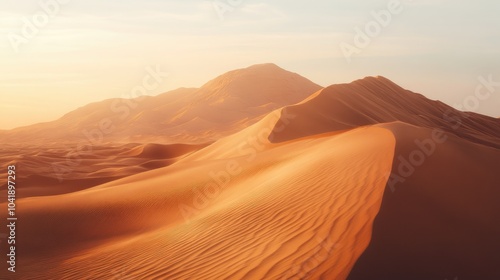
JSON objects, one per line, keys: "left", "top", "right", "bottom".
{"left": 1, "top": 0, "right": 499, "bottom": 129}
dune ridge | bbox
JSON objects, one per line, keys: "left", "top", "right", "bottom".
{"left": 269, "top": 76, "right": 500, "bottom": 148}
{"left": 348, "top": 122, "right": 500, "bottom": 280}
{"left": 1, "top": 63, "right": 321, "bottom": 197}
{"left": 2, "top": 126, "right": 395, "bottom": 280}
{"left": 0, "top": 67, "right": 499, "bottom": 279}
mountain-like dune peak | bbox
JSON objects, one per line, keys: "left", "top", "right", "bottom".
{"left": 161, "top": 63, "right": 322, "bottom": 139}
{"left": 0, "top": 63, "right": 322, "bottom": 197}
{"left": 1, "top": 69, "right": 499, "bottom": 280}
{"left": 0, "top": 64, "right": 322, "bottom": 145}
{"left": 199, "top": 63, "right": 319, "bottom": 104}
{"left": 269, "top": 76, "right": 500, "bottom": 148}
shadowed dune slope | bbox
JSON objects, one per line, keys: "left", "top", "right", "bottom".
{"left": 260, "top": 76, "right": 500, "bottom": 279}
{"left": 347, "top": 122, "right": 500, "bottom": 280}
{"left": 0, "top": 74, "right": 498, "bottom": 280}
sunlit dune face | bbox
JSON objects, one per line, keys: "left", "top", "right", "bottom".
{"left": 4, "top": 126, "right": 395, "bottom": 279}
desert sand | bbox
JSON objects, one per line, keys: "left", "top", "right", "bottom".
{"left": 348, "top": 122, "right": 500, "bottom": 280}
{"left": 0, "top": 142, "right": 206, "bottom": 198}
{"left": 0, "top": 65, "right": 499, "bottom": 279}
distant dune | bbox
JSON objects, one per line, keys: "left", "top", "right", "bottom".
{"left": 0, "top": 142, "right": 207, "bottom": 198}
{"left": 0, "top": 63, "right": 321, "bottom": 144}
{"left": 269, "top": 76, "right": 500, "bottom": 148}
{"left": 0, "top": 64, "right": 321, "bottom": 197}
{"left": 0, "top": 65, "right": 499, "bottom": 279}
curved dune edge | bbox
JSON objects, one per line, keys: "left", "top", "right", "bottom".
{"left": 348, "top": 122, "right": 500, "bottom": 280}
{"left": 3, "top": 126, "right": 395, "bottom": 280}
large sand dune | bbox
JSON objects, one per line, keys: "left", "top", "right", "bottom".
{"left": 348, "top": 122, "right": 500, "bottom": 280}
{"left": 269, "top": 76, "right": 500, "bottom": 148}
{"left": 0, "top": 67, "right": 499, "bottom": 279}
{"left": 2, "top": 126, "right": 396, "bottom": 279}
{"left": 0, "top": 64, "right": 321, "bottom": 196}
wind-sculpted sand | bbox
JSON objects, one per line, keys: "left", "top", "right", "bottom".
{"left": 2, "top": 126, "right": 395, "bottom": 279}
{"left": 0, "top": 64, "right": 321, "bottom": 145}
{"left": 0, "top": 142, "right": 206, "bottom": 198}
{"left": 0, "top": 66, "right": 499, "bottom": 279}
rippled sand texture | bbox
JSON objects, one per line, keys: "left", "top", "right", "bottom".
{"left": 7, "top": 127, "right": 395, "bottom": 279}
{"left": 0, "top": 143, "right": 206, "bottom": 198}
{"left": 0, "top": 66, "right": 499, "bottom": 280}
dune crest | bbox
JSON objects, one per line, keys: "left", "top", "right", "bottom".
{"left": 0, "top": 66, "right": 499, "bottom": 279}
{"left": 269, "top": 76, "right": 500, "bottom": 148}
{"left": 3, "top": 126, "right": 395, "bottom": 279}
{"left": 348, "top": 122, "right": 500, "bottom": 279}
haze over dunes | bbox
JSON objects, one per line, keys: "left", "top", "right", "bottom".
{"left": 0, "top": 63, "right": 321, "bottom": 197}
{"left": 269, "top": 76, "right": 500, "bottom": 148}
{"left": 0, "top": 64, "right": 321, "bottom": 144}
{"left": 0, "top": 64, "right": 499, "bottom": 279}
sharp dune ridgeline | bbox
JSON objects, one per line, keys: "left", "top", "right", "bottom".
{"left": 0, "top": 64, "right": 499, "bottom": 279}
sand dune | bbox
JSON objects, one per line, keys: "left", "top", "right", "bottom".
{"left": 0, "top": 63, "right": 320, "bottom": 196}
{"left": 0, "top": 68, "right": 499, "bottom": 280}
{"left": 348, "top": 122, "right": 500, "bottom": 280}
{"left": 269, "top": 76, "right": 500, "bottom": 148}
{"left": 0, "top": 142, "right": 206, "bottom": 198}
{"left": 262, "top": 77, "right": 500, "bottom": 278}
{"left": 1, "top": 126, "right": 395, "bottom": 279}
{"left": 0, "top": 64, "right": 321, "bottom": 145}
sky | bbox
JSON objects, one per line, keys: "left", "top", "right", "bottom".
{"left": 1, "top": 0, "right": 499, "bottom": 129}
